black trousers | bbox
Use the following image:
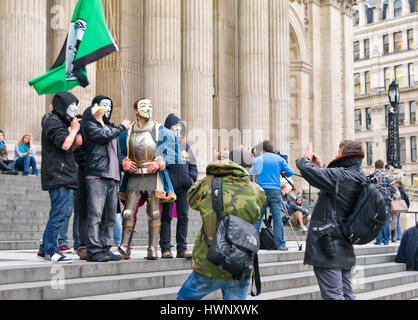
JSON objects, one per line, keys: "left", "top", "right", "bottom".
{"left": 160, "top": 191, "right": 189, "bottom": 253}
{"left": 74, "top": 170, "right": 88, "bottom": 249}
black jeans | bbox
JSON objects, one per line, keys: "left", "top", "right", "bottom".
{"left": 75, "top": 170, "right": 88, "bottom": 249}
{"left": 86, "top": 178, "right": 119, "bottom": 256}
{"left": 160, "top": 191, "right": 189, "bottom": 253}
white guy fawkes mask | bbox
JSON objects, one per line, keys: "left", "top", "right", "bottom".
{"left": 66, "top": 102, "right": 78, "bottom": 120}
{"left": 170, "top": 123, "right": 182, "bottom": 139}
{"left": 99, "top": 99, "right": 112, "bottom": 120}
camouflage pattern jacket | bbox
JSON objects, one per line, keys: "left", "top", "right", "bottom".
{"left": 188, "top": 160, "right": 266, "bottom": 280}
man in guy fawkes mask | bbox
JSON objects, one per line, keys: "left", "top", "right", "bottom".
{"left": 118, "top": 99, "right": 181, "bottom": 260}
{"left": 159, "top": 114, "right": 198, "bottom": 259}
{"left": 38, "top": 92, "right": 82, "bottom": 263}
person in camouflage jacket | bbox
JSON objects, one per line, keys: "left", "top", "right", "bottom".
{"left": 177, "top": 153, "right": 266, "bottom": 300}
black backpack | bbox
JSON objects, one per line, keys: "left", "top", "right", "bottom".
{"left": 341, "top": 176, "right": 392, "bottom": 245}
{"left": 202, "top": 177, "right": 261, "bottom": 296}
{"left": 260, "top": 211, "right": 275, "bottom": 250}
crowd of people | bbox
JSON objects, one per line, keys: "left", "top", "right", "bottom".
{"left": 9, "top": 90, "right": 414, "bottom": 300}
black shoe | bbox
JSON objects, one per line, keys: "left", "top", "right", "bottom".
{"left": 87, "top": 252, "right": 110, "bottom": 262}
{"left": 104, "top": 250, "right": 122, "bottom": 261}
{"left": 2, "top": 170, "right": 17, "bottom": 175}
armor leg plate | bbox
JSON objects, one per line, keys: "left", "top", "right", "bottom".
{"left": 146, "top": 194, "right": 161, "bottom": 260}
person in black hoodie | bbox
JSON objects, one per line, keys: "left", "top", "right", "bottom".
{"left": 39, "top": 92, "right": 82, "bottom": 263}
{"left": 82, "top": 96, "right": 131, "bottom": 262}
{"left": 160, "top": 114, "right": 198, "bottom": 259}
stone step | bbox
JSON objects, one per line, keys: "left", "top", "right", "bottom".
{"left": 355, "top": 282, "right": 418, "bottom": 300}
{"left": 0, "top": 194, "right": 49, "bottom": 201}
{"left": 0, "top": 247, "right": 399, "bottom": 286}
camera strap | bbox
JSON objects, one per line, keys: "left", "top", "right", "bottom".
{"left": 331, "top": 175, "right": 340, "bottom": 225}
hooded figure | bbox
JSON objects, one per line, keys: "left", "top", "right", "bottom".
{"left": 81, "top": 95, "right": 129, "bottom": 262}
{"left": 39, "top": 92, "right": 81, "bottom": 263}
{"left": 159, "top": 114, "right": 198, "bottom": 259}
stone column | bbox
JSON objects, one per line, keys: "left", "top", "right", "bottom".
{"left": 144, "top": 0, "right": 181, "bottom": 124}
{"left": 0, "top": 0, "right": 47, "bottom": 143}
{"left": 214, "top": 0, "right": 240, "bottom": 153}
{"left": 96, "top": 0, "right": 144, "bottom": 124}
{"left": 402, "top": 0, "right": 410, "bottom": 16}
{"left": 182, "top": 0, "right": 214, "bottom": 169}
{"left": 388, "top": 0, "right": 395, "bottom": 19}
{"left": 48, "top": 0, "right": 96, "bottom": 114}
{"left": 357, "top": 0, "right": 366, "bottom": 26}
{"left": 239, "top": 0, "right": 270, "bottom": 148}
{"left": 269, "top": 0, "right": 290, "bottom": 155}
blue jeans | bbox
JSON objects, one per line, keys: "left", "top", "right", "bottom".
{"left": 39, "top": 187, "right": 71, "bottom": 256}
{"left": 395, "top": 214, "right": 402, "bottom": 240}
{"left": 58, "top": 190, "right": 80, "bottom": 247}
{"left": 177, "top": 272, "right": 250, "bottom": 300}
{"left": 15, "top": 156, "right": 38, "bottom": 176}
{"left": 113, "top": 213, "right": 122, "bottom": 245}
{"left": 0, "top": 159, "right": 15, "bottom": 171}
{"left": 255, "top": 189, "right": 286, "bottom": 249}
{"left": 376, "top": 216, "right": 391, "bottom": 244}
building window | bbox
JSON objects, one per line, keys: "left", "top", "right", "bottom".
{"left": 394, "top": 32, "right": 403, "bottom": 52}
{"left": 400, "top": 137, "right": 406, "bottom": 164}
{"left": 365, "top": 71, "right": 371, "bottom": 94}
{"left": 409, "top": 0, "right": 417, "bottom": 13}
{"left": 384, "top": 68, "right": 391, "bottom": 90}
{"left": 383, "top": 1, "right": 389, "bottom": 19}
{"left": 354, "top": 41, "right": 360, "bottom": 61}
{"left": 399, "top": 103, "right": 405, "bottom": 126}
{"left": 385, "top": 105, "right": 390, "bottom": 127}
{"left": 411, "top": 101, "right": 416, "bottom": 125}
{"left": 395, "top": 65, "right": 403, "bottom": 86}
{"left": 394, "top": 0, "right": 402, "bottom": 18}
{"left": 355, "top": 109, "right": 362, "bottom": 131}
{"left": 411, "top": 136, "right": 417, "bottom": 162}
{"left": 407, "top": 29, "right": 414, "bottom": 49}
{"left": 366, "top": 107, "right": 372, "bottom": 130}
{"left": 409, "top": 63, "right": 415, "bottom": 87}
{"left": 383, "top": 35, "right": 389, "bottom": 55}
{"left": 354, "top": 73, "right": 361, "bottom": 96}
{"left": 366, "top": 4, "right": 374, "bottom": 24}
{"left": 412, "top": 174, "right": 417, "bottom": 185}
{"left": 364, "top": 39, "right": 370, "bottom": 59}
{"left": 367, "top": 142, "right": 373, "bottom": 166}
{"left": 353, "top": 10, "right": 359, "bottom": 26}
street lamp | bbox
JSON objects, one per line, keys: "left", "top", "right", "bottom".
{"left": 386, "top": 81, "right": 402, "bottom": 169}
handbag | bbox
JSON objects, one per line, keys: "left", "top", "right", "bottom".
{"left": 391, "top": 199, "right": 409, "bottom": 213}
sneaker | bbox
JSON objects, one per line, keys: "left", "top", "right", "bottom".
{"left": 77, "top": 248, "right": 88, "bottom": 261}
{"left": 45, "top": 253, "right": 72, "bottom": 264}
{"left": 374, "top": 242, "right": 382, "bottom": 245}
{"left": 73, "top": 246, "right": 79, "bottom": 252}
{"left": 176, "top": 251, "right": 192, "bottom": 259}
{"left": 104, "top": 250, "right": 122, "bottom": 261}
{"left": 37, "top": 250, "right": 45, "bottom": 259}
{"left": 162, "top": 251, "right": 174, "bottom": 259}
{"left": 277, "top": 247, "right": 289, "bottom": 251}
{"left": 59, "top": 245, "right": 72, "bottom": 254}
{"left": 87, "top": 251, "right": 110, "bottom": 263}
{"left": 300, "top": 225, "right": 308, "bottom": 232}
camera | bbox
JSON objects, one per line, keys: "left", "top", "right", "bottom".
{"left": 312, "top": 224, "right": 337, "bottom": 259}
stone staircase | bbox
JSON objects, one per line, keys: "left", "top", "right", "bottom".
{"left": 0, "top": 244, "right": 416, "bottom": 300}
{"left": 0, "top": 174, "right": 417, "bottom": 300}
{"left": 0, "top": 174, "right": 306, "bottom": 250}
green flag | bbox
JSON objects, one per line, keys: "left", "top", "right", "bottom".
{"left": 29, "top": 0, "right": 118, "bottom": 95}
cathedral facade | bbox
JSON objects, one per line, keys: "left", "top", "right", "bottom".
{"left": 0, "top": 0, "right": 356, "bottom": 172}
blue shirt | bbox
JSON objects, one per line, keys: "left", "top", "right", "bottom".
{"left": 250, "top": 153, "right": 295, "bottom": 191}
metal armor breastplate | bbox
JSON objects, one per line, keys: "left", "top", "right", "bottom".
{"left": 129, "top": 130, "right": 157, "bottom": 164}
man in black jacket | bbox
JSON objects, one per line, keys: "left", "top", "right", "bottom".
{"left": 39, "top": 92, "right": 82, "bottom": 263}
{"left": 160, "top": 114, "right": 198, "bottom": 259}
{"left": 296, "top": 140, "right": 366, "bottom": 300}
{"left": 82, "top": 97, "right": 131, "bottom": 262}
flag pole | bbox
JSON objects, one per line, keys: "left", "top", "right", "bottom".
{"left": 106, "top": 0, "right": 129, "bottom": 120}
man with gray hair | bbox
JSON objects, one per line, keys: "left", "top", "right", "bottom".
{"left": 296, "top": 140, "right": 366, "bottom": 300}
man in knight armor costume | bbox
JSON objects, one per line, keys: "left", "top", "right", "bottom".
{"left": 118, "top": 99, "right": 180, "bottom": 260}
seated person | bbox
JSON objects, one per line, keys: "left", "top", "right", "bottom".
{"left": 14, "top": 134, "right": 38, "bottom": 176}
{"left": 0, "top": 130, "right": 18, "bottom": 175}
{"left": 287, "top": 196, "right": 311, "bottom": 232}
{"left": 288, "top": 185, "right": 302, "bottom": 203}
